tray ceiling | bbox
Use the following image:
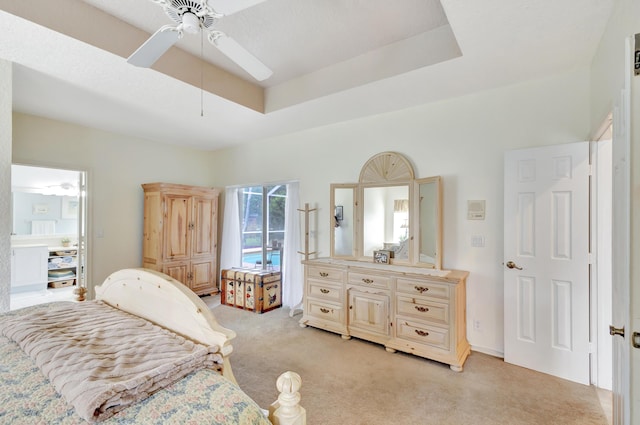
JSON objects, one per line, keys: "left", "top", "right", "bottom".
{"left": 0, "top": 0, "right": 614, "bottom": 150}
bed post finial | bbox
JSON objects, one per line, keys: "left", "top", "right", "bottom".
{"left": 268, "top": 371, "right": 306, "bottom": 425}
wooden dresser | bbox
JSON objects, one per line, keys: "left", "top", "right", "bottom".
{"left": 142, "top": 183, "right": 219, "bottom": 296}
{"left": 299, "top": 258, "right": 470, "bottom": 371}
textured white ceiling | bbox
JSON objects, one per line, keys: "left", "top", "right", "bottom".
{"left": 1, "top": 0, "right": 615, "bottom": 151}
{"left": 84, "top": 0, "right": 453, "bottom": 87}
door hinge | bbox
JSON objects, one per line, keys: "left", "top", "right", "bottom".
{"left": 588, "top": 253, "right": 594, "bottom": 264}
{"left": 588, "top": 342, "right": 595, "bottom": 353}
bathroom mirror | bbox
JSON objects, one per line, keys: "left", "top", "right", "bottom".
{"left": 11, "top": 164, "right": 81, "bottom": 237}
{"left": 330, "top": 152, "right": 442, "bottom": 268}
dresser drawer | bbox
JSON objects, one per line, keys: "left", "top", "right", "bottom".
{"left": 396, "top": 295, "right": 449, "bottom": 325}
{"left": 305, "top": 299, "right": 344, "bottom": 325}
{"left": 307, "top": 265, "right": 344, "bottom": 282}
{"left": 348, "top": 272, "right": 391, "bottom": 289}
{"left": 307, "top": 280, "right": 342, "bottom": 302}
{"left": 396, "top": 278, "right": 450, "bottom": 300}
{"left": 395, "top": 319, "right": 450, "bottom": 350}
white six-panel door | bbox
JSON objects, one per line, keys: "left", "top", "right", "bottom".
{"left": 504, "top": 142, "right": 590, "bottom": 385}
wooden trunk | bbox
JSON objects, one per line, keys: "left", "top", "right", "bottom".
{"left": 221, "top": 268, "right": 282, "bottom": 313}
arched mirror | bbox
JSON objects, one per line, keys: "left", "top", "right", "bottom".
{"left": 330, "top": 152, "right": 442, "bottom": 268}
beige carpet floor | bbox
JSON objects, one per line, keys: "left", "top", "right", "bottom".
{"left": 209, "top": 301, "right": 609, "bottom": 425}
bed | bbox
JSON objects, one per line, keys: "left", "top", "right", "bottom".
{"left": 0, "top": 268, "right": 306, "bottom": 424}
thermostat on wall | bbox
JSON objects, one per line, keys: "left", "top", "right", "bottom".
{"left": 467, "top": 200, "right": 486, "bottom": 220}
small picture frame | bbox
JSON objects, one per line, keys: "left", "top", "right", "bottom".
{"left": 61, "top": 196, "right": 79, "bottom": 219}
{"left": 373, "top": 250, "right": 391, "bottom": 264}
{"left": 32, "top": 203, "right": 49, "bottom": 215}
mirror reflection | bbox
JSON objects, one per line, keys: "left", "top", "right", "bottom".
{"left": 333, "top": 186, "right": 355, "bottom": 257}
{"left": 363, "top": 185, "right": 410, "bottom": 260}
{"left": 11, "top": 164, "right": 80, "bottom": 237}
{"left": 417, "top": 177, "right": 440, "bottom": 267}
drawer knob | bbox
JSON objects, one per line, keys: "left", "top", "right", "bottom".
{"left": 414, "top": 286, "right": 429, "bottom": 293}
{"left": 414, "top": 329, "right": 429, "bottom": 337}
{"left": 414, "top": 306, "right": 429, "bottom": 313}
{"left": 319, "top": 272, "right": 329, "bottom": 277}
{"left": 320, "top": 288, "right": 330, "bottom": 294}
{"left": 320, "top": 307, "right": 331, "bottom": 314}
{"left": 362, "top": 278, "right": 374, "bottom": 284}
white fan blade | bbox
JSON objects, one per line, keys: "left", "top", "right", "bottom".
{"left": 212, "top": 33, "right": 273, "bottom": 81}
{"left": 209, "top": 0, "right": 268, "bottom": 16}
{"left": 127, "top": 26, "right": 181, "bottom": 67}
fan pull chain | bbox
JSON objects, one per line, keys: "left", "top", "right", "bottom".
{"left": 200, "top": 28, "right": 204, "bottom": 117}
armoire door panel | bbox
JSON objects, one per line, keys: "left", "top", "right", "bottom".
{"left": 190, "top": 260, "right": 214, "bottom": 294}
{"left": 192, "top": 196, "right": 216, "bottom": 258}
{"left": 164, "top": 194, "right": 191, "bottom": 260}
{"left": 164, "top": 262, "right": 188, "bottom": 286}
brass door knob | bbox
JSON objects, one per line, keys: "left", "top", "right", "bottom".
{"left": 609, "top": 325, "right": 625, "bottom": 337}
{"left": 505, "top": 261, "right": 523, "bottom": 270}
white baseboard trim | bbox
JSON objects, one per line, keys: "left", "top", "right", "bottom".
{"left": 470, "top": 345, "right": 504, "bottom": 358}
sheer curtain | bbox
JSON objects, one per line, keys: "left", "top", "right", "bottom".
{"left": 220, "top": 187, "right": 241, "bottom": 272}
{"left": 282, "top": 182, "right": 303, "bottom": 308}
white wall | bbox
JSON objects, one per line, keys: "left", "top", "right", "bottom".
{"left": 11, "top": 113, "right": 217, "bottom": 295}
{"left": 6, "top": 64, "right": 596, "bottom": 357}
{"left": 6, "top": 66, "right": 594, "bottom": 357}
{"left": 0, "top": 59, "right": 11, "bottom": 313}
{"left": 209, "top": 68, "right": 592, "bottom": 355}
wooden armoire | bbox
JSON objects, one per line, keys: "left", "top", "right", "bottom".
{"left": 141, "top": 183, "right": 219, "bottom": 296}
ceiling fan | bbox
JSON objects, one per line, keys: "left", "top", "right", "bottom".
{"left": 127, "top": 0, "right": 273, "bottom": 81}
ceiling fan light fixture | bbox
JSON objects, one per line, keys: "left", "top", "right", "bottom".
{"left": 181, "top": 11, "right": 200, "bottom": 34}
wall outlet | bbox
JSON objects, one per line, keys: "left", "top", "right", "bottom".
{"left": 471, "top": 235, "right": 485, "bottom": 247}
{"left": 473, "top": 320, "right": 481, "bottom": 331}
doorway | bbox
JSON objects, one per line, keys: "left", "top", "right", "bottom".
{"left": 593, "top": 121, "right": 614, "bottom": 425}
{"left": 9, "top": 164, "right": 88, "bottom": 309}
{"left": 592, "top": 120, "right": 613, "bottom": 392}
{"left": 503, "top": 134, "right": 614, "bottom": 421}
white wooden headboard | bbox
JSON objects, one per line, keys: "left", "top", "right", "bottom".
{"left": 95, "top": 268, "right": 236, "bottom": 358}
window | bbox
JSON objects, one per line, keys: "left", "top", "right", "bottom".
{"left": 239, "top": 185, "right": 287, "bottom": 270}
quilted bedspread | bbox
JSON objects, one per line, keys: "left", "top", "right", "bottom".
{"left": 0, "top": 303, "right": 271, "bottom": 425}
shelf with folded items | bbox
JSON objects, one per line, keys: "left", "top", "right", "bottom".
{"left": 47, "top": 247, "right": 77, "bottom": 288}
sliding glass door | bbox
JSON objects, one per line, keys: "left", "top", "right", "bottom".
{"left": 239, "top": 185, "right": 286, "bottom": 270}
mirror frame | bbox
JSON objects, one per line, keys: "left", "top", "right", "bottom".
{"left": 330, "top": 152, "right": 443, "bottom": 269}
